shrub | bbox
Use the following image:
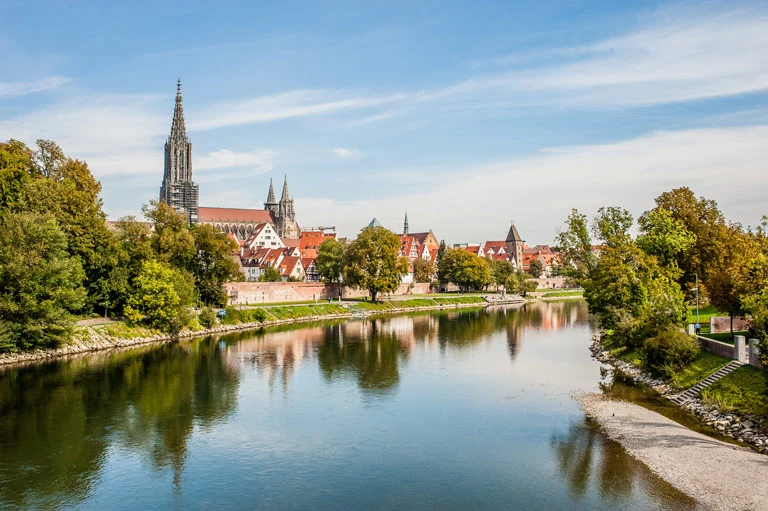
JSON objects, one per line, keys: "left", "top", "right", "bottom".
{"left": 199, "top": 307, "right": 217, "bottom": 329}
{"left": 640, "top": 326, "right": 699, "bottom": 377}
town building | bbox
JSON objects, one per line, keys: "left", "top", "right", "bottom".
{"left": 505, "top": 223, "right": 524, "bottom": 270}
{"left": 159, "top": 80, "right": 199, "bottom": 223}
{"left": 159, "top": 81, "right": 300, "bottom": 238}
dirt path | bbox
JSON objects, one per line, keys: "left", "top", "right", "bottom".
{"left": 579, "top": 394, "right": 768, "bottom": 511}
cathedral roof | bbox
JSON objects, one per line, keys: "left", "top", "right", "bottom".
{"left": 170, "top": 79, "right": 187, "bottom": 140}
{"left": 198, "top": 207, "right": 274, "bottom": 224}
{"left": 280, "top": 175, "right": 291, "bottom": 202}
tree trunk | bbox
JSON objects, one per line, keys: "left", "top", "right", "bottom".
{"left": 730, "top": 313, "right": 734, "bottom": 341}
{"left": 371, "top": 290, "right": 378, "bottom": 302}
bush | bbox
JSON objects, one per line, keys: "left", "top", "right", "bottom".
{"left": 221, "top": 306, "right": 268, "bottom": 325}
{"left": 640, "top": 326, "right": 699, "bottom": 377}
{"left": 199, "top": 307, "right": 217, "bottom": 329}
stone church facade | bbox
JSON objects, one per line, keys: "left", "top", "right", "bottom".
{"left": 159, "top": 81, "right": 300, "bottom": 238}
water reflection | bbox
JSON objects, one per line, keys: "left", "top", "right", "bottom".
{"left": 0, "top": 340, "right": 238, "bottom": 509}
{"left": 0, "top": 300, "right": 690, "bottom": 511}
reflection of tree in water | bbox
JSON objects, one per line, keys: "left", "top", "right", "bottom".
{"left": 551, "top": 419, "right": 697, "bottom": 509}
{"left": 317, "top": 321, "right": 410, "bottom": 395}
{"left": 0, "top": 338, "right": 239, "bottom": 508}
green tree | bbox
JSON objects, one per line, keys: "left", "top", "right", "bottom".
{"left": 412, "top": 257, "right": 435, "bottom": 283}
{"left": 506, "top": 271, "right": 536, "bottom": 296}
{"left": 527, "top": 259, "right": 544, "bottom": 278}
{"left": 636, "top": 208, "right": 696, "bottom": 269}
{"left": 0, "top": 139, "right": 32, "bottom": 210}
{"left": 316, "top": 237, "right": 345, "bottom": 283}
{"left": 555, "top": 209, "right": 596, "bottom": 284}
{"left": 190, "top": 224, "right": 241, "bottom": 306}
{"left": 124, "top": 260, "right": 194, "bottom": 335}
{"left": 490, "top": 258, "right": 514, "bottom": 289}
{"left": 593, "top": 206, "right": 633, "bottom": 247}
{"left": 342, "top": 226, "right": 408, "bottom": 301}
{"left": 435, "top": 240, "right": 447, "bottom": 281}
{"left": 438, "top": 248, "right": 491, "bottom": 292}
{"left": 259, "top": 266, "right": 283, "bottom": 282}
{"left": 0, "top": 213, "right": 86, "bottom": 352}
{"left": 143, "top": 201, "right": 196, "bottom": 270}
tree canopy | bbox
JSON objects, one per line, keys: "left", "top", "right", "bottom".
{"left": 342, "top": 226, "right": 408, "bottom": 301}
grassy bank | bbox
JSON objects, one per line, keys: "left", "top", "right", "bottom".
{"left": 701, "top": 366, "right": 768, "bottom": 417}
{"left": 351, "top": 296, "right": 487, "bottom": 311}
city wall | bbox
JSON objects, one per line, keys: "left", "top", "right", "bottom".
{"left": 224, "top": 282, "right": 432, "bottom": 305}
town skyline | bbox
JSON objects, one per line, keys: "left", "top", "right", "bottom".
{"left": 1, "top": 1, "right": 767, "bottom": 243}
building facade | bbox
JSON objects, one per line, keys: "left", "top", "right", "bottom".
{"left": 159, "top": 80, "right": 199, "bottom": 223}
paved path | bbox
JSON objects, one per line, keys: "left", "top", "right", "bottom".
{"left": 579, "top": 394, "right": 768, "bottom": 511}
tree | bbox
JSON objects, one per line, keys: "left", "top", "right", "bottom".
{"left": 316, "top": 237, "right": 345, "bottom": 283}
{"left": 0, "top": 213, "right": 86, "bottom": 352}
{"left": 342, "top": 226, "right": 408, "bottom": 301}
{"left": 593, "top": 206, "right": 633, "bottom": 247}
{"left": 490, "top": 259, "right": 514, "bottom": 289}
{"left": 506, "top": 271, "right": 536, "bottom": 296}
{"left": 190, "top": 224, "right": 241, "bottom": 306}
{"left": 438, "top": 248, "right": 491, "bottom": 292}
{"left": 412, "top": 258, "right": 435, "bottom": 283}
{"left": 143, "top": 201, "right": 196, "bottom": 270}
{"left": 259, "top": 266, "right": 282, "bottom": 282}
{"left": 555, "top": 209, "right": 596, "bottom": 284}
{"left": 527, "top": 259, "right": 543, "bottom": 278}
{"left": 124, "top": 260, "right": 194, "bottom": 335}
{"left": 636, "top": 208, "right": 696, "bottom": 270}
{"left": 435, "top": 240, "right": 447, "bottom": 281}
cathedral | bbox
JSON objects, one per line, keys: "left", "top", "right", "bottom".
{"left": 159, "top": 81, "right": 300, "bottom": 238}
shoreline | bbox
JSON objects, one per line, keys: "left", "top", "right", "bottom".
{"left": 579, "top": 393, "right": 768, "bottom": 511}
{"left": 590, "top": 334, "right": 768, "bottom": 453}
{"left": 0, "top": 299, "right": 525, "bottom": 368}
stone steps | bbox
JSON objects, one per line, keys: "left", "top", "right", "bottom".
{"left": 671, "top": 361, "right": 746, "bottom": 405}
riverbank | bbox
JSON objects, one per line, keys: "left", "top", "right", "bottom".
{"left": 579, "top": 393, "right": 768, "bottom": 511}
{"left": 0, "top": 296, "right": 525, "bottom": 367}
{"left": 590, "top": 334, "right": 768, "bottom": 453}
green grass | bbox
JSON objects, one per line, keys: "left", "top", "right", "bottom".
{"left": 699, "top": 331, "right": 749, "bottom": 344}
{"left": 670, "top": 351, "right": 732, "bottom": 390}
{"left": 700, "top": 365, "right": 768, "bottom": 417}
{"left": 99, "top": 323, "right": 157, "bottom": 339}
{"left": 611, "top": 346, "right": 642, "bottom": 367}
{"left": 352, "top": 301, "right": 396, "bottom": 311}
{"left": 352, "top": 296, "right": 486, "bottom": 311}
{"left": 686, "top": 305, "right": 723, "bottom": 324}
{"left": 538, "top": 289, "right": 584, "bottom": 297}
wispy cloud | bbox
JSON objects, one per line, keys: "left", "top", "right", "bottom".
{"left": 299, "top": 124, "right": 768, "bottom": 243}
{"left": 0, "top": 76, "right": 70, "bottom": 97}
{"left": 196, "top": 149, "right": 276, "bottom": 172}
{"left": 332, "top": 147, "right": 363, "bottom": 160}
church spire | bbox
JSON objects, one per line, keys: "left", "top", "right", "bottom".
{"left": 170, "top": 78, "right": 186, "bottom": 139}
{"left": 280, "top": 175, "right": 290, "bottom": 202}
{"left": 266, "top": 178, "right": 277, "bottom": 204}
{"left": 403, "top": 211, "right": 409, "bottom": 235}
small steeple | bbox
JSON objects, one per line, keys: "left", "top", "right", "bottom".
{"left": 280, "top": 175, "right": 290, "bottom": 202}
{"left": 403, "top": 211, "right": 409, "bottom": 235}
{"left": 170, "top": 78, "right": 186, "bottom": 139}
{"left": 266, "top": 178, "right": 277, "bottom": 204}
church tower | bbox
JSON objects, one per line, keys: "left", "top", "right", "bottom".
{"left": 264, "top": 178, "right": 279, "bottom": 218}
{"left": 403, "top": 211, "right": 409, "bottom": 235}
{"left": 159, "top": 79, "right": 199, "bottom": 223}
{"left": 275, "top": 176, "right": 299, "bottom": 238}
{"left": 505, "top": 222, "right": 524, "bottom": 270}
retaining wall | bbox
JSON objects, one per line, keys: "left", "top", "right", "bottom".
{"left": 223, "top": 282, "right": 432, "bottom": 305}
{"left": 710, "top": 316, "right": 750, "bottom": 333}
{"left": 697, "top": 335, "right": 736, "bottom": 359}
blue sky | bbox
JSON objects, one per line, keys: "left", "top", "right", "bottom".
{"left": 1, "top": 0, "right": 767, "bottom": 244}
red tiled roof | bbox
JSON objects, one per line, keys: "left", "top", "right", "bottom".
{"left": 198, "top": 207, "right": 274, "bottom": 224}
{"left": 283, "top": 237, "right": 300, "bottom": 248}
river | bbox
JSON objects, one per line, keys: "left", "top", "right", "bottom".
{"left": 0, "top": 301, "right": 699, "bottom": 510}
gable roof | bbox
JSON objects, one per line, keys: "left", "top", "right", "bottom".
{"left": 198, "top": 207, "right": 274, "bottom": 224}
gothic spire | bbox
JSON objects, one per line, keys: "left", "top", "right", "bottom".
{"left": 404, "top": 211, "right": 409, "bottom": 235}
{"left": 280, "top": 175, "right": 290, "bottom": 202}
{"left": 170, "top": 78, "right": 186, "bottom": 139}
{"left": 266, "top": 178, "right": 277, "bottom": 204}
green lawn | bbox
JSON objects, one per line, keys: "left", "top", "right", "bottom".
{"left": 700, "top": 365, "right": 768, "bottom": 417}
{"left": 352, "top": 296, "right": 486, "bottom": 311}
{"left": 670, "top": 351, "right": 732, "bottom": 390}
{"left": 537, "top": 289, "right": 584, "bottom": 297}
{"left": 686, "top": 305, "right": 723, "bottom": 325}
{"left": 612, "top": 346, "right": 642, "bottom": 367}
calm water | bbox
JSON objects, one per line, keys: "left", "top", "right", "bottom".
{"left": 0, "top": 302, "right": 699, "bottom": 510}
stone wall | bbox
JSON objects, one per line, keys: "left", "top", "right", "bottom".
{"left": 697, "top": 335, "right": 736, "bottom": 359}
{"left": 223, "top": 282, "right": 432, "bottom": 305}
{"left": 710, "top": 316, "right": 750, "bottom": 333}
{"left": 534, "top": 276, "right": 572, "bottom": 289}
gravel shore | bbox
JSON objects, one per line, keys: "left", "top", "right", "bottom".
{"left": 579, "top": 393, "right": 768, "bottom": 511}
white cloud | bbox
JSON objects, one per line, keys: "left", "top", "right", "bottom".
{"left": 298, "top": 124, "right": 768, "bottom": 244}
{"left": 332, "top": 147, "right": 363, "bottom": 160}
{"left": 0, "top": 76, "right": 69, "bottom": 97}
{"left": 196, "top": 149, "right": 276, "bottom": 172}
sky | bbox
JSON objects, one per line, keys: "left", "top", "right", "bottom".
{"left": 1, "top": 0, "right": 767, "bottom": 244}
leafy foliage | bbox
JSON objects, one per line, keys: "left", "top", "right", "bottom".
{"left": 342, "top": 226, "right": 408, "bottom": 301}
{"left": 526, "top": 259, "right": 543, "bottom": 278}
{"left": 640, "top": 327, "right": 700, "bottom": 377}
{"left": 316, "top": 237, "right": 345, "bottom": 283}
{"left": 438, "top": 248, "right": 491, "bottom": 292}
{"left": 259, "top": 266, "right": 282, "bottom": 282}
{"left": 412, "top": 257, "right": 435, "bottom": 283}
{"left": 124, "top": 260, "right": 195, "bottom": 335}
{"left": 0, "top": 213, "right": 86, "bottom": 352}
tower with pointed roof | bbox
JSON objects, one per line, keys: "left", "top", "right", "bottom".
{"left": 159, "top": 79, "right": 199, "bottom": 223}
{"left": 264, "top": 178, "right": 279, "bottom": 217}
{"left": 275, "top": 175, "right": 299, "bottom": 238}
{"left": 505, "top": 221, "right": 524, "bottom": 270}
{"left": 403, "top": 211, "right": 409, "bottom": 235}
